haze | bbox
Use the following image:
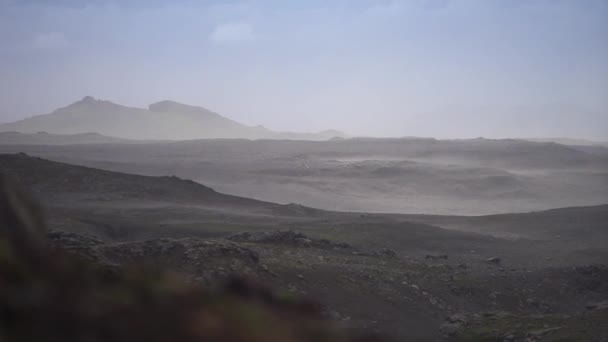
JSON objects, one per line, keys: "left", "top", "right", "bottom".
{"left": 1, "top": 0, "right": 607, "bottom": 139}
{"left": 2, "top": 1, "right": 608, "bottom": 340}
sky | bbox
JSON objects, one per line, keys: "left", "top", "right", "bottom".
{"left": 0, "top": 0, "right": 607, "bottom": 139}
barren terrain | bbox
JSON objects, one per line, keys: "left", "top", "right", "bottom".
{"left": 1, "top": 137, "right": 606, "bottom": 215}
{"left": 1, "top": 152, "right": 606, "bottom": 340}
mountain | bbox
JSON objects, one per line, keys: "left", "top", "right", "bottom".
{"left": 0, "top": 96, "right": 346, "bottom": 141}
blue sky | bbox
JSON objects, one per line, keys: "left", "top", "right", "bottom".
{"left": 0, "top": 0, "right": 607, "bottom": 139}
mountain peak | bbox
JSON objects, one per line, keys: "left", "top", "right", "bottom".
{"left": 148, "top": 100, "right": 212, "bottom": 114}
{"left": 61, "top": 96, "right": 121, "bottom": 111}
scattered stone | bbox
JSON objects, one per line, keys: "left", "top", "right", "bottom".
{"left": 226, "top": 230, "right": 352, "bottom": 250}
{"left": 373, "top": 248, "right": 397, "bottom": 258}
{"left": 528, "top": 326, "right": 561, "bottom": 339}
{"left": 425, "top": 254, "right": 448, "bottom": 260}
{"left": 446, "top": 313, "right": 467, "bottom": 323}
{"left": 327, "top": 310, "right": 341, "bottom": 320}
{"left": 502, "top": 333, "right": 515, "bottom": 342}
{"left": 439, "top": 322, "right": 461, "bottom": 337}
{"left": 586, "top": 300, "right": 608, "bottom": 311}
{"left": 486, "top": 257, "right": 501, "bottom": 265}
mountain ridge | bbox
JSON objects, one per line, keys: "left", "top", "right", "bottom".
{"left": 0, "top": 96, "right": 347, "bottom": 141}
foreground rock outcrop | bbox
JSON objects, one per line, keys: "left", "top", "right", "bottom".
{"left": 227, "top": 230, "right": 352, "bottom": 250}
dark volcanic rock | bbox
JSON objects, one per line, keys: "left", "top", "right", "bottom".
{"left": 47, "top": 230, "right": 112, "bottom": 265}
{"left": 373, "top": 248, "right": 398, "bottom": 258}
{"left": 486, "top": 257, "right": 501, "bottom": 265}
{"left": 227, "top": 230, "right": 352, "bottom": 250}
{"left": 425, "top": 254, "right": 448, "bottom": 260}
{"left": 101, "top": 238, "right": 261, "bottom": 280}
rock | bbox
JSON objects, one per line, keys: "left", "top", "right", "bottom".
{"left": 446, "top": 313, "right": 467, "bottom": 323}
{"left": 502, "top": 333, "right": 515, "bottom": 341}
{"left": 586, "top": 300, "right": 608, "bottom": 311}
{"left": 439, "top": 322, "right": 461, "bottom": 337}
{"left": 327, "top": 310, "right": 341, "bottom": 320}
{"left": 95, "top": 237, "right": 260, "bottom": 282}
{"left": 526, "top": 298, "right": 541, "bottom": 307}
{"left": 226, "top": 230, "right": 352, "bottom": 250}
{"left": 294, "top": 237, "right": 312, "bottom": 247}
{"left": 486, "top": 257, "right": 501, "bottom": 264}
{"left": 373, "top": 248, "right": 397, "bottom": 258}
{"left": 47, "top": 231, "right": 113, "bottom": 265}
{"left": 297, "top": 274, "right": 305, "bottom": 280}
{"left": 528, "top": 326, "right": 561, "bottom": 339}
{"left": 425, "top": 254, "right": 448, "bottom": 260}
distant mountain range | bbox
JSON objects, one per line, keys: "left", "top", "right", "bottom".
{"left": 0, "top": 96, "right": 346, "bottom": 141}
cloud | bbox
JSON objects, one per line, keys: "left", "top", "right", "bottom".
{"left": 31, "top": 31, "right": 70, "bottom": 49}
{"left": 209, "top": 22, "right": 255, "bottom": 44}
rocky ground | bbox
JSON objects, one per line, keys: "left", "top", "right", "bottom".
{"left": 48, "top": 229, "right": 608, "bottom": 341}
{"left": 1, "top": 179, "right": 386, "bottom": 342}
{"left": 2, "top": 153, "right": 607, "bottom": 340}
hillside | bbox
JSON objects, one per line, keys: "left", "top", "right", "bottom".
{"left": 0, "top": 153, "right": 275, "bottom": 212}
{"left": 1, "top": 152, "right": 605, "bottom": 264}
{"left": 0, "top": 96, "right": 346, "bottom": 141}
